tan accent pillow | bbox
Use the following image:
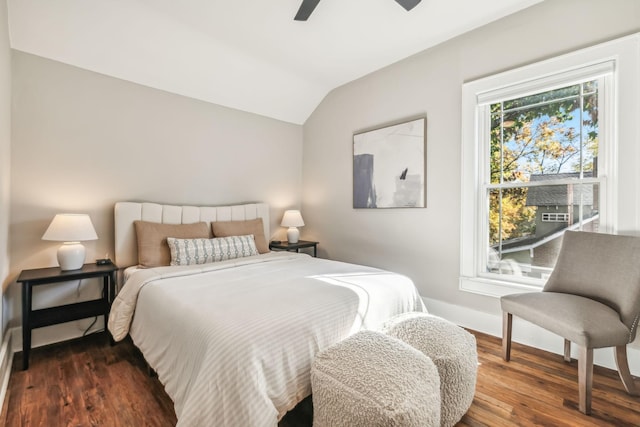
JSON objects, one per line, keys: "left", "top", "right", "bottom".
{"left": 211, "top": 218, "right": 269, "bottom": 254}
{"left": 134, "top": 221, "right": 210, "bottom": 267}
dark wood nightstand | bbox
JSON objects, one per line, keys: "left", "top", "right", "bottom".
{"left": 269, "top": 240, "right": 319, "bottom": 257}
{"left": 17, "top": 262, "right": 117, "bottom": 370}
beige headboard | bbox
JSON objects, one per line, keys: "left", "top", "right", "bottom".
{"left": 114, "top": 202, "right": 270, "bottom": 268}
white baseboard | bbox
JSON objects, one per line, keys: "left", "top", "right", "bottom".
{"left": 0, "top": 327, "right": 13, "bottom": 411}
{"left": 423, "top": 296, "right": 640, "bottom": 377}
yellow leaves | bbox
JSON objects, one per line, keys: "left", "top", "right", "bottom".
{"left": 489, "top": 190, "right": 536, "bottom": 245}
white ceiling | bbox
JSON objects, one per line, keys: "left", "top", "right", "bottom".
{"left": 7, "top": 0, "right": 542, "bottom": 124}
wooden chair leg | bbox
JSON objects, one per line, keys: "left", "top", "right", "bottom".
{"left": 578, "top": 346, "right": 593, "bottom": 415}
{"left": 502, "top": 312, "right": 512, "bottom": 361}
{"left": 615, "top": 345, "right": 639, "bottom": 396}
{"left": 564, "top": 339, "right": 572, "bottom": 362}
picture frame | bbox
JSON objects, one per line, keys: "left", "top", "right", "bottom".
{"left": 353, "top": 117, "right": 426, "bottom": 208}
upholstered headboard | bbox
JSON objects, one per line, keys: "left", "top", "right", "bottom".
{"left": 114, "top": 202, "right": 270, "bottom": 268}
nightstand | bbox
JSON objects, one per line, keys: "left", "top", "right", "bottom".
{"left": 17, "top": 262, "right": 117, "bottom": 370}
{"left": 269, "top": 240, "right": 319, "bottom": 257}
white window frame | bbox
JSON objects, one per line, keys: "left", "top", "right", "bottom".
{"left": 460, "top": 34, "right": 640, "bottom": 298}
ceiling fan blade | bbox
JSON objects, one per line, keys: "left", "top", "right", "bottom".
{"left": 294, "top": 0, "right": 321, "bottom": 21}
{"left": 395, "top": 0, "right": 421, "bottom": 11}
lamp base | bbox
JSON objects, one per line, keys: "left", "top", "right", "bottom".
{"left": 57, "top": 242, "right": 86, "bottom": 271}
{"left": 287, "top": 227, "right": 300, "bottom": 244}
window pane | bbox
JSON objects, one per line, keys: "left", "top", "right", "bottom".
{"left": 501, "top": 85, "right": 580, "bottom": 111}
{"left": 490, "top": 81, "right": 599, "bottom": 185}
{"left": 489, "top": 187, "right": 536, "bottom": 246}
{"left": 488, "top": 182, "right": 599, "bottom": 279}
{"left": 583, "top": 80, "right": 597, "bottom": 94}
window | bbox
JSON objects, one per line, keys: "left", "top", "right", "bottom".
{"left": 460, "top": 34, "right": 640, "bottom": 297}
{"left": 488, "top": 80, "right": 601, "bottom": 281}
{"left": 541, "top": 213, "right": 570, "bottom": 223}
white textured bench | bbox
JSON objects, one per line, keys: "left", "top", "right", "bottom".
{"left": 384, "top": 313, "right": 478, "bottom": 427}
{"left": 311, "top": 330, "right": 441, "bottom": 427}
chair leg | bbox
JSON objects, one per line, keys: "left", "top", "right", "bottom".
{"left": 564, "top": 339, "right": 572, "bottom": 362}
{"left": 502, "top": 312, "right": 512, "bottom": 361}
{"left": 578, "top": 346, "right": 593, "bottom": 415}
{"left": 614, "top": 345, "right": 639, "bottom": 396}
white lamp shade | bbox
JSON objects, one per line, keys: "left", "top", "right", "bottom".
{"left": 281, "top": 210, "right": 305, "bottom": 227}
{"left": 42, "top": 214, "right": 98, "bottom": 271}
{"left": 42, "top": 214, "right": 98, "bottom": 242}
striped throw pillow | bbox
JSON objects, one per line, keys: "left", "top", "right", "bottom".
{"left": 167, "top": 235, "right": 259, "bottom": 266}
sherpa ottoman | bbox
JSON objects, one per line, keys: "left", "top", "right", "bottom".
{"left": 311, "top": 330, "right": 441, "bottom": 427}
{"left": 384, "top": 313, "right": 477, "bottom": 427}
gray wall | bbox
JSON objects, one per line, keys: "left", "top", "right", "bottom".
{"left": 8, "top": 51, "right": 303, "bottom": 338}
{"left": 0, "top": 0, "right": 10, "bottom": 336}
{"left": 302, "top": 0, "right": 640, "bottom": 317}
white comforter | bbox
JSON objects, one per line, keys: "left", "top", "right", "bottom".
{"left": 108, "top": 252, "right": 426, "bottom": 427}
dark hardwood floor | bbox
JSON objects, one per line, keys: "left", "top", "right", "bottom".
{"left": 1, "top": 329, "right": 639, "bottom": 426}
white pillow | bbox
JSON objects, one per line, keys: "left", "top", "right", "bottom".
{"left": 167, "top": 235, "right": 258, "bottom": 266}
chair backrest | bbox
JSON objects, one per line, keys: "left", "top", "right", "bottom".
{"left": 544, "top": 230, "right": 640, "bottom": 338}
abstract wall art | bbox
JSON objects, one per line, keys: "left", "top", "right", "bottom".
{"left": 353, "top": 117, "right": 426, "bottom": 208}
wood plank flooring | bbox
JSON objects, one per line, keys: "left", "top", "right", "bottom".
{"left": 1, "top": 329, "right": 639, "bottom": 426}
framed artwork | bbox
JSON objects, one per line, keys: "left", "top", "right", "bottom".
{"left": 353, "top": 117, "right": 426, "bottom": 208}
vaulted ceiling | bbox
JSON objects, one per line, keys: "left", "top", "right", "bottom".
{"left": 7, "top": 0, "right": 542, "bottom": 124}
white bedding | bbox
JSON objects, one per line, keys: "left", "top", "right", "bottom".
{"left": 108, "top": 252, "right": 426, "bottom": 427}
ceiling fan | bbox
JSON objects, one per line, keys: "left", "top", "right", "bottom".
{"left": 294, "top": 0, "right": 422, "bottom": 21}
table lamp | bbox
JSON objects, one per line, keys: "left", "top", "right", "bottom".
{"left": 42, "top": 213, "right": 98, "bottom": 270}
{"left": 281, "top": 210, "right": 305, "bottom": 244}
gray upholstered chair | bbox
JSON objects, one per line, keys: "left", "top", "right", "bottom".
{"left": 501, "top": 230, "right": 640, "bottom": 415}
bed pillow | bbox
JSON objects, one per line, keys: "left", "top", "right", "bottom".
{"left": 167, "top": 235, "right": 259, "bottom": 266}
{"left": 134, "top": 221, "right": 210, "bottom": 267}
{"left": 211, "top": 218, "right": 269, "bottom": 254}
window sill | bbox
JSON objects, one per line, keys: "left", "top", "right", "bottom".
{"left": 459, "top": 276, "right": 542, "bottom": 298}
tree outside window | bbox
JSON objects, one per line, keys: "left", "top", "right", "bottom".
{"left": 487, "top": 81, "right": 600, "bottom": 279}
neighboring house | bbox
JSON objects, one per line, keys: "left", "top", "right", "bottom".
{"left": 494, "top": 172, "right": 598, "bottom": 277}
{"left": 527, "top": 172, "right": 596, "bottom": 236}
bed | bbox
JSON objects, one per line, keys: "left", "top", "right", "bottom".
{"left": 108, "top": 202, "right": 426, "bottom": 427}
